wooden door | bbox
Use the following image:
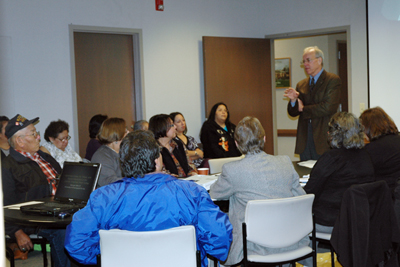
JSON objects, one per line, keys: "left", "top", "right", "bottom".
{"left": 203, "top": 37, "right": 273, "bottom": 154}
{"left": 337, "top": 42, "right": 348, "bottom": 112}
{"left": 74, "top": 32, "right": 135, "bottom": 157}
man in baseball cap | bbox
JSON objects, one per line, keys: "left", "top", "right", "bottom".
{"left": 2, "top": 114, "right": 70, "bottom": 266}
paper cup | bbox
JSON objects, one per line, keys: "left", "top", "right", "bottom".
{"left": 198, "top": 168, "right": 209, "bottom": 175}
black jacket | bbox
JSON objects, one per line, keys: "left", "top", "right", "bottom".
{"left": 364, "top": 134, "right": 400, "bottom": 199}
{"left": 304, "top": 147, "right": 375, "bottom": 226}
{"left": 2, "top": 147, "right": 61, "bottom": 236}
{"left": 160, "top": 139, "right": 193, "bottom": 178}
{"left": 331, "top": 181, "right": 400, "bottom": 267}
{"left": 200, "top": 120, "right": 241, "bottom": 159}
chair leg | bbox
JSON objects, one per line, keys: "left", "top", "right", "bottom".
{"left": 6, "top": 246, "right": 15, "bottom": 267}
{"left": 330, "top": 247, "right": 335, "bottom": 267}
{"left": 40, "top": 239, "right": 48, "bottom": 267}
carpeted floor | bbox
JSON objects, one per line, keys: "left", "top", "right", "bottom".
{"left": 8, "top": 249, "right": 51, "bottom": 267}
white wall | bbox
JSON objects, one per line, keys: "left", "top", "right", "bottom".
{"left": 368, "top": 0, "right": 400, "bottom": 125}
{"left": 0, "top": 0, "right": 368, "bottom": 156}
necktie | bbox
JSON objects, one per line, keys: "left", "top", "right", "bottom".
{"left": 310, "top": 77, "right": 315, "bottom": 92}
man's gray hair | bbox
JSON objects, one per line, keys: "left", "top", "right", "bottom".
{"left": 8, "top": 135, "right": 17, "bottom": 148}
{"left": 133, "top": 120, "right": 149, "bottom": 131}
{"left": 303, "top": 46, "right": 324, "bottom": 66}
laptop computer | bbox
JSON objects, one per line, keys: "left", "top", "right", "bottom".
{"left": 20, "top": 161, "right": 101, "bottom": 216}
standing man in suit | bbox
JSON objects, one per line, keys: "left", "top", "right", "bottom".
{"left": 284, "top": 46, "right": 341, "bottom": 161}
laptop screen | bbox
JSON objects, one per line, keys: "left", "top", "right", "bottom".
{"left": 55, "top": 161, "right": 101, "bottom": 203}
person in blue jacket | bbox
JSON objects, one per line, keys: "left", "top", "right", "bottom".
{"left": 64, "top": 130, "right": 233, "bottom": 267}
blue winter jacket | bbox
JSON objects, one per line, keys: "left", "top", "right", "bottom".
{"left": 64, "top": 172, "right": 232, "bottom": 267}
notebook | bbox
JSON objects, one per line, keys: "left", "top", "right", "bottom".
{"left": 20, "top": 161, "right": 101, "bottom": 216}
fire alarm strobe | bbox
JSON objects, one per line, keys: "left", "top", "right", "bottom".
{"left": 156, "top": 0, "right": 164, "bottom": 11}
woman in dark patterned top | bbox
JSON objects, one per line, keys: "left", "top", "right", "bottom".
{"left": 200, "top": 102, "right": 241, "bottom": 159}
{"left": 149, "top": 114, "right": 197, "bottom": 178}
{"left": 170, "top": 112, "right": 204, "bottom": 168}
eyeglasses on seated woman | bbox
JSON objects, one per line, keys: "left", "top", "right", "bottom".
{"left": 40, "top": 119, "right": 82, "bottom": 168}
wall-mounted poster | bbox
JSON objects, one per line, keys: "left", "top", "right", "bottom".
{"left": 275, "top": 58, "right": 291, "bottom": 88}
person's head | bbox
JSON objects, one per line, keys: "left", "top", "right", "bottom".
{"left": 328, "top": 112, "right": 365, "bottom": 149}
{"left": 44, "top": 120, "right": 70, "bottom": 151}
{"left": 149, "top": 114, "right": 176, "bottom": 141}
{"left": 89, "top": 114, "right": 108, "bottom": 138}
{"left": 119, "top": 130, "right": 162, "bottom": 178}
{"left": 207, "top": 102, "right": 230, "bottom": 125}
{"left": 97, "top": 117, "right": 127, "bottom": 145}
{"left": 133, "top": 120, "right": 149, "bottom": 131}
{"left": 0, "top": 116, "right": 9, "bottom": 143}
{"left": 302, "top": 46, "right": 324, "bottom": 77}
{"left": 6, "top": 114, "right": 40, "bottom": 154}
{"left": 234, "top": 116, "right": 265, "bottom": 154}
{"left": 359, "top": 107, "right": 398, "bottom": 141}
{"left": 170, "top": 112, "right": 187, "bottom": 135}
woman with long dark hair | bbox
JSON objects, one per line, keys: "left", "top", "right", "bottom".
{"left": 200, "top": 102, "right": 241, "bottom": 159}
{"left": 149, "top": 114, "right": 197, "bottom": 178}
{"left": 170, "top": 112, "right": 204, "bottom": 168}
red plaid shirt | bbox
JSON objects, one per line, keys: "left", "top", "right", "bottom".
{"left": 16, "top": 150, "right": 58, "bottom": 195}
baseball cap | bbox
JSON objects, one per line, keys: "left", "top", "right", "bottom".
{"left": 5, "top": 114, "right": 39, "bottom": 139}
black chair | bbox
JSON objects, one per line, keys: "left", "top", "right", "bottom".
{"left": 311, "top": 232, "right": 335, "bottom": 267}
{"left": 6, "top": 234, "right": 52, "bottom": 267}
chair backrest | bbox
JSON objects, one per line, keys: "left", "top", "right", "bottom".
{"left": 331, "top": 180, "right": 400, "bottom": 267}
{"left": 208, "top": 155, "right": 244, "bottom": 174}
{"left": 245, "top": 194, "right": 315, "bottom": 248}
{"left": 99, "top": 225, "right": 199, "bottom": 267}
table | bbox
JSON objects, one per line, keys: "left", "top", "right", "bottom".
{"left": 4, "top": 198, "right": 72, "bottom": 228}
{"left": 4, "top": 199, "right": 82, "bottom": 266}
{"left": 292, "top": 161, "right": 312, "bottom": 178}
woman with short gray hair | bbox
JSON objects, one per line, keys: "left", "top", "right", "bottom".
{"left": 210, "top": 116, "right": 308, "bottom": 266}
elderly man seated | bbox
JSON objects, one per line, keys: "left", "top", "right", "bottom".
{"left": 2, "top": 114, "right": 70, "bottom": 267}
{"left": 65, "top": 130, "right": 233, "bottom": 267}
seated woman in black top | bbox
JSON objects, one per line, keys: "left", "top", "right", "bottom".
{"left": 360, "top": 107, "right": 400, "bottom": 225}
{"left": 149, "top": 114, "right": 197, "bottom": 178}
{"left": 304, "top": 112, "right": 375, "bottom": 233}
{"left": 200, "top": 102, "right": 241, "bottom": 159}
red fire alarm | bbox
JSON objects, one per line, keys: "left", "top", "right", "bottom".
{"left": 156, "top": 0, "right": 164, "bottom": 11}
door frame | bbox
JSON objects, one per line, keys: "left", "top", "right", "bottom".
{"left": 266, "top": 26, "right": 351, "bottom": 154}
{"left": 69, "top": 25, "right": 145, "bottom": 151}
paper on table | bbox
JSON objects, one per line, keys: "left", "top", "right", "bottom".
{"left": 297, "top": 160, "right": 317, "bottom": 169}
{"left": 299, "top": 177, "right": 309, "bottom": 183}
{"left": 184, "top": 174, "right": 219, "bottom": 191}
{"left": 4, "top": 201, "right": 44, "bottom": 210}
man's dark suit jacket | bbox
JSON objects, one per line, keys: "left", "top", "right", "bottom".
{"left": 287, "top": 70, "right": 341, "bottom": 156}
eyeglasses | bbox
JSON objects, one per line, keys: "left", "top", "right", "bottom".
{"left": 300, "top": 57, "right": 319, "bottom": 65}
{"left": 56, "top": 135, "right": 71, "bottom": 142}
{"left": 19, "top": 131, "right": 40, "bottom": 138}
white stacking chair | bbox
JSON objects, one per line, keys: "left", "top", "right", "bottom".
{"left": 97, "top": 225, "right": 201, "bottom": 267}
{"left": 242, "top": 194, "right": 316, "bottom": 267}
{"left": 208, "top": 155, "right": 244, "bottom": 174}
